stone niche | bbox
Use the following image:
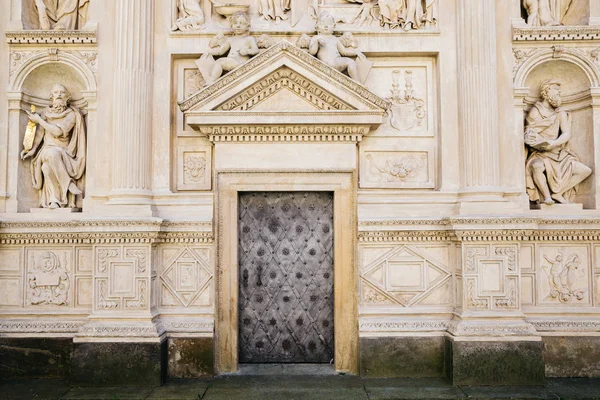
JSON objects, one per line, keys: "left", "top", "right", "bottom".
{"left": 522, "top": 59, "right": 598, "bottom": 209}
{"left": 520, "top": 0, "right": 591, "bottom": 26}
{"left": 7, "top": 49, "right": 97, "bottom": 213}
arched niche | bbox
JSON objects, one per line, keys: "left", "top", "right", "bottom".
{"left": 519, "top": 58, "right": 599, "bottom": 209}
{"left": 6, "top": 51, "right": 97, "bottom": 213}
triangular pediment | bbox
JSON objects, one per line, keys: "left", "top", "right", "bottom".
{"left": 179, "top": 41, "right": 389, "bottom": 143}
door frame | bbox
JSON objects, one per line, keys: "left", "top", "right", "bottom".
{"left": 215, "top": 171, "right": 358, "bottom": 374}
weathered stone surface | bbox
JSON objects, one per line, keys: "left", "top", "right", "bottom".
{"left": 445, "top": 338, "right": 544, "bottom": 386}
{"left": 544, "top": 336, "right": 600, "bottom": 378}
{"left": 70, "top": 341, "right": 167, "bottom": 386}
{"left": 167, "top": 337, "right": 213, "bottom": 378}
{"left": 0, "top": 338, "right": 72, "bottom": 379}
{"left": 359, "top": 336, "right": 445, "bottom": 378}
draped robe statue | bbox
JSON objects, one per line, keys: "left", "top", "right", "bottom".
{"left": 33, "top": 0, "right": 90, "bottom": 30}
{"left": 523, "top": 0, "right": 574, "bottom": 26}
{"left": 21, "top": 84, "right": 86, "bottom": 209}
{"left": 524, "top": 80, "right": 591, "bottom": 205}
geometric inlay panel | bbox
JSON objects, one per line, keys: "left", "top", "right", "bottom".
{"left": 160, "top": 246, "right": 213, "bottom": 308}
{"left": 360, "top": 245, "right": 451, "bottom": 307}
{"left": 462, "top": 244, "right": 519, "bottom": 311}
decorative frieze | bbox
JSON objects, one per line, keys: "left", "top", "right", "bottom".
{"left": 5, "top": 31, "right": 97, "bottom": 44}
{"left": 513, "top": 26, "right": 600, "bottom": 41}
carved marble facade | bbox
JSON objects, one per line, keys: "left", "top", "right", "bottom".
{"left": 2, "top": 0, "right": 600, "bottom": 384}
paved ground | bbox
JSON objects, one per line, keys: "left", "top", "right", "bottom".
{"left": 1, "top": 376, "right": 600, "bottom": 400}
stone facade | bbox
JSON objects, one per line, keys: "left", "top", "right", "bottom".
{"left": 1, "top": 0, "right": 600, "bottom": 385}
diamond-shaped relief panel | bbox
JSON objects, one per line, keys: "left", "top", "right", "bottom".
{"left": 159, "top": 247, "right": 214, "bottom": 308}
{"left": 360, "top": 245, "right": 451, "bottom": 307}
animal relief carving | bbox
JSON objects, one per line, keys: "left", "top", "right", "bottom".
{"left": 27, "top": 251, "right": 70, "bottom": 305}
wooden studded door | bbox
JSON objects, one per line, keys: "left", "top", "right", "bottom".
{"left": 238, "top": 192, "right": 334, "bottom": 363}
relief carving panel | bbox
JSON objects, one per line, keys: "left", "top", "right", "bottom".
{"left": 26, "top": 250, "right": 70, "bottom": 306}
{"left": 538, "top": 245, "right": 590, "bottom": 305}
{"left": 177, "top": 146, "right": 212, "bottom": 191}
{"left": 159, "top": 246, "right": 213, "bottom": 308}
{"left": 360, "top": 245, "right": 451, "bottom": 307}
{"left": 462, "top": 244, "right": 519, "bottom": 311}
{"left": 94, "top": 246, "right": 150, "bottom": 312}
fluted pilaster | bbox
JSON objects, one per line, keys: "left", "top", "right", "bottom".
{"left": 456, "top": 0, "right": 500, "bottom": 189}
{"left": 111, "top": 0, "right": 154, "bottom": 196}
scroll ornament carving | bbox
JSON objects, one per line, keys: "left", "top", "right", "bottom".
{"left": 172, "top": 0, "right": 205, "bottom": 31}
{"left": 522, "top": 0, "right": 575, "bottom": 27}
{"left": 183, "top": 154, "right": 206, "bottom": 183}
{"left": 184, "top": 70, "right": 205, "bottom": 98}
{"left": 363, "top": 285, "right": 390, "bottom": 303}
{"left": 97, "top": 280, "right": 118, "bottom": 309}
{"left": 97, "top": 248, "right": 119, "bottom": 272}
{"left": 29, "top": 0, "right": 90, "bottom": 30}
{"left": 366, "top": 154, "right": 425, "bottom": 182}
{"left": 542, "top": 252, "right": 586, "bottom": 303}
{"left": 466, "top": 280, "right": 488, "bottom": 308}
{"left": 125, "top": 280, "right": 147, "bottom": 309}
{"left": 524, "top": 80, "right": 592, "bottom": 206}
{"left": 9, "top": 51, "right": 43, "bottom": 76}
{"left": 20, "top": 84, "right": 86, "bottom": 209}
{"left": 27, "top": 251, "right": 70, "bottom": 305}
{"left": 297, "top": 12, "right": 372, "bottom": 84}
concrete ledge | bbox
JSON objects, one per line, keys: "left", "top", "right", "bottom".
{"left": 70, "top": 340, "right": 167, "bottom": 386}
{"left": 445, "top": 338, "right": 545, "bottom": 386}
{"left": 359, "top": 336, "right": 445, "bottom": 378}
{"left": 0, "top": 338, "right": 73, "bottom": 379}
{"left": 168, "top": 337, "right": 213, "bottom": 378}
{"left": 544, "top": 336, "right": 600, "bottom": 377}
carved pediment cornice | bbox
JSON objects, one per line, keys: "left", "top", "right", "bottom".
{"left": 513, "top": 25, "right": 600, "bottom": 42}
{"left": 179, "top": 40, "right": 389, "bottom": 112}
{"left": 179, "top": 41, "right": 389, "bottom": 143}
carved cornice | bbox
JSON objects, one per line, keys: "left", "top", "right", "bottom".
{"left": 199, "top": 124, "right": 370, "bottom": 143}
{"left": 529, "top": 319, "right": 600, "bottom": 332}
{"left": 360, "top": 217, "right": 600, "bottom": 226}
{"left": 179, "top": 41, "right": 390, "bottom": 112}
{"left": 359, "top": 319, "right": 449, "bottom": 332}
{"left": 0, "top": 220, "right": 214, "bottom": 245}
{"left": 359, "top": 230, "right": 454, "bottom": 242}
{"left": 76, "top": 321, "right": 166, "bottom": 338}
{"left": 447, "top": 320, "right": 538, "bottom": 337}
{"left": 513, "top": 25, "right": 600, "bottom": 42}
{"left": 5, "top": 30, "right": 97, "bottom": 45}
{"left": 160, "top": 318, "right": 214, "bottom": 333}
{"left": 0, "top": 319, "right": 86, "bottom": 334}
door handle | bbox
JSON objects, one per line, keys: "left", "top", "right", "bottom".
{"left": 257, "top": 265, "right": 263, "bottom": 287}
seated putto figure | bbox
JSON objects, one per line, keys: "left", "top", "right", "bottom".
{"left": 524, "top": 80, "right": 591, "bottom": 205}
{"left": 196, "top": 11, "right": 259, "bottom": 85}
{"left": 299, "top": 11, "right": 372, "bottom": 84}
{"left": 21, "top": 84, "right": 86, "bottom": 209}
{"left": 33, "top": 0, "right": 90, "bottom": 30}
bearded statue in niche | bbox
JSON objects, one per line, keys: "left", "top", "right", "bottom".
{"left": 524, "top": 80, "right": 591, "bottom": 205}
{"left": 32, "top": 0, "right": 90, "bottom": 30}
{"left": 21, "top": 84, "right": 86, "bottom": 209}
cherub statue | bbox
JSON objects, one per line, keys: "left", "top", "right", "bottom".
{"left": 195, "top": 11, "right": 259, "bottom": 85}
{"left": 298, "top": 11, "right": 372, "bottom": 84}
{"left": 172, "top": 0, "right": 205, "bottom": 31}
